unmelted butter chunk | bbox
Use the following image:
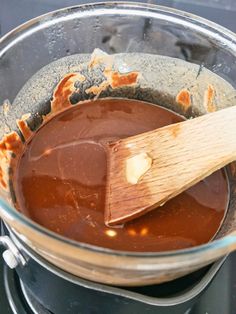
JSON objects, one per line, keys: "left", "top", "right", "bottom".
{"left": 126, "top": 152, "right": 152, "bottom": 184}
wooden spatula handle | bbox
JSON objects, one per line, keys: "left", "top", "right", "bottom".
{"left": 105, "top": 106, "right": 236, "bottom": 225}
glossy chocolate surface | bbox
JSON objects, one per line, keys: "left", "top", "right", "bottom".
{"left": 13, "top": 99, "right": 229, "bottom": 251}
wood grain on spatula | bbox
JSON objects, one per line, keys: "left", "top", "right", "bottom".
{"left": 105, "top": 105, "right": 236, "bottom": 226}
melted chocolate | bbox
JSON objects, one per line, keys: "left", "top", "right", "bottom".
{"left": 13, "top": 99, "right": 229, "bottom": 252}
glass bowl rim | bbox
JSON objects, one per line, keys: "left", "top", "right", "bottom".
{"left": 1, "top": 1, "right": 236, "bottom": 258}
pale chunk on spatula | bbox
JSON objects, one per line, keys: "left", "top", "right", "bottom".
{"left": 105, "top": 105, "right": 236, "bottom": 226}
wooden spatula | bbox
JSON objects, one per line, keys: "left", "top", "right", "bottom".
{"left": 105, "top": 105, "right": 236, "bottom": 226}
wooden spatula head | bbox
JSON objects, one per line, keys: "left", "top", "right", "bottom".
{"left": 105, "top": 106, "right": 236, "bottom": 226}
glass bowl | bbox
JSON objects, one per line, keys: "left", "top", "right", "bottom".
{"left": 0, "top": 2, "right": 236, "bottom": 286}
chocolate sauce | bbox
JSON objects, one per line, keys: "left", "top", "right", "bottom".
{"left": 13, "top": 99, "right": 229, "bottom": 252}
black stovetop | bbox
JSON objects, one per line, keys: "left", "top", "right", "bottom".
{"left": 1, "top": 1, "right": 236, "bottom": 313}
